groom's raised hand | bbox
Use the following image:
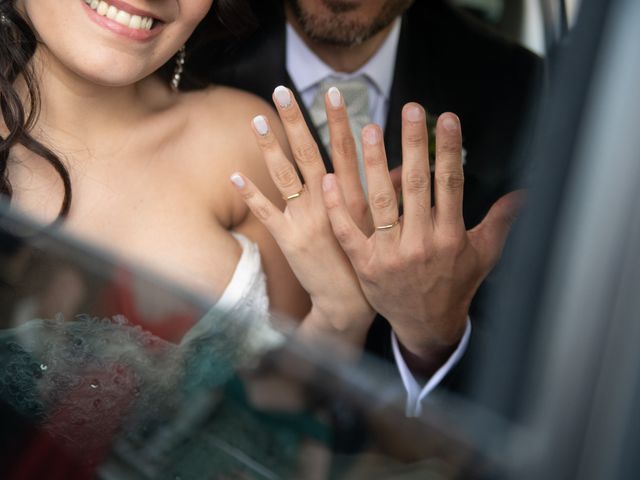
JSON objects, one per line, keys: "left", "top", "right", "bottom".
{"left": 322, "top": 101, "right": 524, "bottom": 376}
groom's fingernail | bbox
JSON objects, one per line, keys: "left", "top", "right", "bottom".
{"left": 363, "top": 125, "right": 381, "bottom": 145}
{"left": 322, "top": 174, "right": 336, "bottom": 192}
{"left": 274, "top": 86, "right": 292, "bottom": 108}
{"left": 442, "top": 114, "right": 459, "bottom": 132}
{"left": 252, "top": 115, "right": 269, "bottom": 136}
{"left": 327, "top": 87, "right": 342, "bottom": 108}
{"left": 230, "top": 173, "right": 245, "bottom": 189}
{"left": 405, "top": 105, "right": 423, "bottom": 122}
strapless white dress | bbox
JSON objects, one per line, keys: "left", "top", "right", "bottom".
{"left": 180, "top": 232, "right": 285, "bottom": 364}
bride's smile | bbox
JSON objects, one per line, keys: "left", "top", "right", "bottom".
{"left": 15, "top": 0, "right": 212, "bottom": 86}
{"left": 82, "top": 0, "right": 161, "bottom": 41}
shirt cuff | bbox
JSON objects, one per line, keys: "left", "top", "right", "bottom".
{"left": 391, "top": 318, "right": 471, "bottom": 417}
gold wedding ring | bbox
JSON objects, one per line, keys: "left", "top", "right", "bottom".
{"left": 284, "top": 189, "right": 304, "bottom": 201}
{"left": 375, "top": 219, "right": 400, "bottom": 231}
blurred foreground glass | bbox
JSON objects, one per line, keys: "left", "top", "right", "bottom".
{"left": 0, "top": 203, "right": 489, "bottom": 479}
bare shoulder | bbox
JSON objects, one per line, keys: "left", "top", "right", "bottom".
{"left": 195, "top": 86, "right": 274, "bottom": 119}
{"left": 181, "top": 86, "right": 273, "bottom": 137}
{"left": 171, "top": 86, "right": 283, "bottom": 225}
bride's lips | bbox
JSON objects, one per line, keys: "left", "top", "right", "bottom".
{"left": 81, "top": 0, "right": 166, "bottom": 42}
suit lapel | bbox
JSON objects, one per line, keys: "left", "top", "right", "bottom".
{"left": 229, "top": 19, "right": 288, "bottom": 102}
{"left": 384, "top": 2, "right": 447, "bottom": 170}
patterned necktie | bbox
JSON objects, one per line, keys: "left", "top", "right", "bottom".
{"left": 309, "top": 76, "right": 371, "bottom": 189}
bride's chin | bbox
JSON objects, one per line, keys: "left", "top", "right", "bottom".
{"left": 36, "top": 51, "right": 157, "bottom": 89}
{"left": 71, "top": 61, "right": 161, "bottom": 89}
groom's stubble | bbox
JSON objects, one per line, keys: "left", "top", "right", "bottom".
{"left": 284, "top": 0, "right": 415, "bottom": 47}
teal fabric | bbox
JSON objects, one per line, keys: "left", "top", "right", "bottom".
{"left": 0, "top": 316, "right": 334, "bottom": 478}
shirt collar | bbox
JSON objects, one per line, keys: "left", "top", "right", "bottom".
{"left": 286, "top": 18, "right": 402, "bottom": 100}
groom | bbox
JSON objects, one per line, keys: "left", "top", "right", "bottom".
{"left": 190, "top": 0, "right": 541, "bottom": 414}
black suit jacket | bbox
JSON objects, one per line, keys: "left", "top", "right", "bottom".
{"left": 190, "top": 0, "right": 542, "bottom": 391}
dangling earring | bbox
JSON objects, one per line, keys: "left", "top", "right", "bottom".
{"left": 170, "top": 45, "right": 186, "bottom": 91}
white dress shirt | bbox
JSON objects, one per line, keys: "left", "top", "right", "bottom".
{"left": 286, "top": 20, "right": 400, "bottom": 127}
{"left": 286, "top": 21, "right": 471, "bottom": 417}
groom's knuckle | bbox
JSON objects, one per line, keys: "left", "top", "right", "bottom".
{"left": 330, "top": 107, "right": 349, "bottom": 123}
{"left": 437, "top": 137, "right": 461, "bottom": 156}
{"left": 385, "top": 256, "right": 404, "bottom": 273}
{"left": 405, "top": 131, "right": 426, "bottom": 148}
{"left": 365, "top": 150, "right": 385, "bottom": 167}
{"left": 404, "top": 246, "right": 427, "bottom": 264}
{"left": 405, "top": 170, "right": 429, "bottom": 194}
{"left": 372, "top": 191, "right": 394, "bottom": 210}
{"left": 436, "top": 171, "right": 464, "bottom": 192}
{"left": 437, "top": 235, "right": 464, "bottom": 255}
{"left": 332, "top": 135, "right": 356, "bottom": 158}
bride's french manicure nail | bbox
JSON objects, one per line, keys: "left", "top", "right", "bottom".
{"left": 274, "top": 86, "right": 292, "bottom": 108}
{"left": 230, "top": 173, "right": 245, "bottom": 188}
{"left": 322, "top": 174, "right": 335, "bottom": 191}
{"left": 327, "top": 87, "right": 341, "bottom": 108}
{"left": 253, "top": 115, "right": 269, "bottom": 136}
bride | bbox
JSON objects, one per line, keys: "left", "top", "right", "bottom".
{"left": 0, "top": 0, "right": 375, "bottom": 343}
{"left": 0, "top": 1, "right": 386, "bottom": 473}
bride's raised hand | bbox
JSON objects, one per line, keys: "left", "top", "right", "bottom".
{"left": 230, "top": 86, "right": 374, "bottom": 346}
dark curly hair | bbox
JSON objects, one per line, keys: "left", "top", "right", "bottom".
{"left": 0, "top": 0, "right": 256, "bottom": 217}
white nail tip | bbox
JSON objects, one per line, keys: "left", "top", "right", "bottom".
{"left": 274, "top": 86, "right": 292, "bottom": 108}
{"left": 328, "top": 87, "right": 341, "bottom": 108}
{"left": 230, "top": 174, "right": 245, "bottom": 188}
{"left": 253, "top": 115, "right": 269, "bottom": 136}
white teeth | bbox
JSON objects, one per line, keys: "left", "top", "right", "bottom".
{"left": 86, "top": 0, "right": 155, "bottom": 31}
{"left": 97, "top": 1, "right": 108, "bottom": 15}
{"left": 114, "top": 10, "right": 131, "bottom": 26}
{"left": 129, "top": 15, "right": 141, "bottom": 29}
{"left": 106, "top": 5, "right": 117, "bottom": 19}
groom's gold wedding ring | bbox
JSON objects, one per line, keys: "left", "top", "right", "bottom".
{"left": 375, "top": 219, "right": 400, "bottom": 231}
{"left": 284, "top": 189, "right": 304, "bottom": 201}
